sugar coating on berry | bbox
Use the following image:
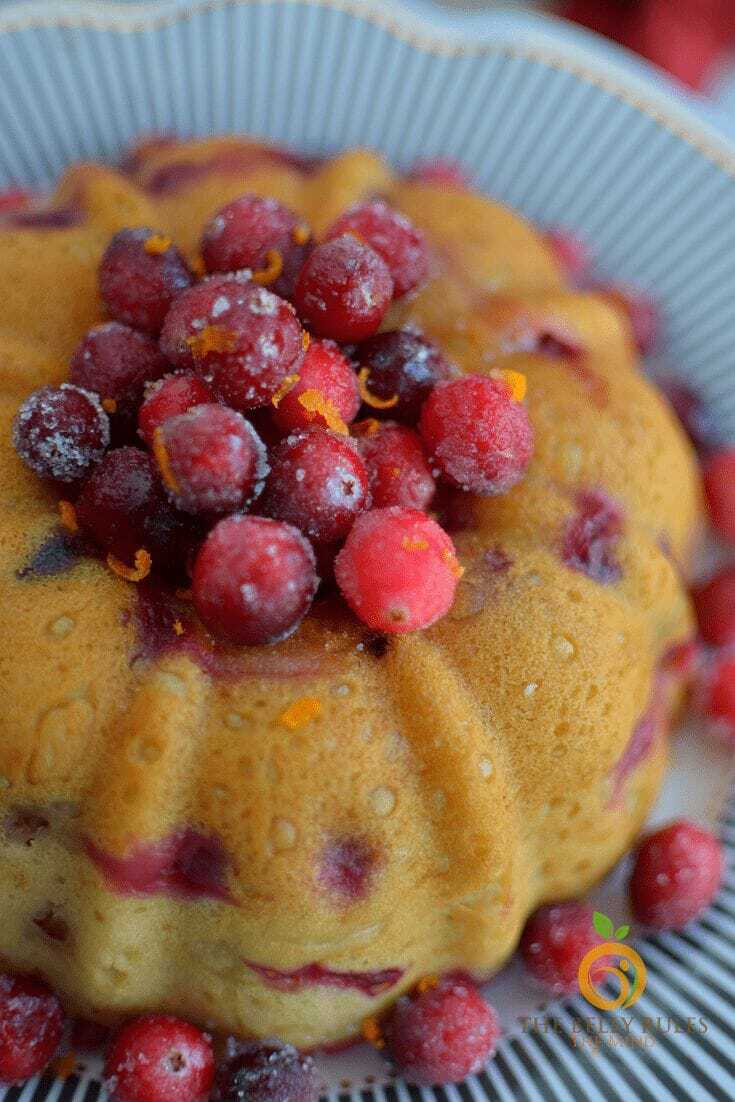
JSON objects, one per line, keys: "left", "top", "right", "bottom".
{"left": 272, "top": 339, "right": 359, "bottom": 434}
{"left": 76, "top": 446, "right": 164, "bottom": 564}
{"left": 99, "top": 226, "right": 193, "bottom": 334}
{"left": 104, "top": 1014, "right": 214, "bottom": 1102}
{"left": 192, "top": 515, "right": 318, "bottom": 645}
{"left": 359, "top": 422, "right": 435, "bottom": 510}
{"left": 630, "top": 820, "right": 724, "bottom": 929}
{"left": 694, "top": 568, "right": 735, "bottom": 646}
{"left": 293, "top": 235, "right": 393, "bottom": 342}
{"left": 352, "top": 330, "right": 453, "bottom": 424}
{"left": 386, "top": 975, "right": 499, "bottom": 1085}
{"left": 69, "top": 321, "right": 169, "bottom": 422}
{"left": 562, "top": 490, "right": 623, "bottom": 584}
{"left": 159, "top": 274, "right": 303, "bottom": 410}
{"left": 318, "top": 836, "right": 378, "bottom": 904}
{"left": 155, "top": 403, "right": 268, "bottom": 514}
{"left": 420, "top": 374, "right": 533, "bottom": 495}
{"left": 12, "top": 383, "right": 109, "bottom": 483}
{"left": 703, "top": 449, "right": 735, "bottom": 543}
{"left": 326, "top": 199, "right": 430, "bottom": 298}
{"left": 335, "top": 507, "right": 461, "bottom": 633}
{"left": 520, "top": 902, "right": 601, "bottom": 995}
{"left": 0, "top": 972, "right": 64, "bottom": 1083}
{"left": 138, "top": 372, "right": 214, "bottom": 447}
{"left": 260, "top": 429, "right": 370, "bottom": 544}
{"left": 211, "top": 1039, "right": 320, "bottom": 1102}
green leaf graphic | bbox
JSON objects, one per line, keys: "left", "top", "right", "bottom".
{"left": 614, "top": 924, "right": 630, "bottom": 941}
{"left": 593, "top": 911, "right": 614, "bottom": 939}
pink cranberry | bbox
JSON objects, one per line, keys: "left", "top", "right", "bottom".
{"left": 212, "top": 1039, "right": 319, "bottom": 1102}
{"left": 694, "top": 568, "right": 735, "bottom": 646}
{"left": 359, "top": 423, "right": 435, "bottom": 510}
{"left": 335, "top": 507, "right": 461, "bottom": 633}
{"left": 318, "top": 836, "right": 378, "bottom": 904}
{"left": 385, "top": 975, "right": 500, "bottom": 1085}
{"left": 104, "top": 1015, "right": 214, "bottom": 1102}
{"left": 272, "top": 339, "right": 359, "bottom": 434}
{"left": 546, "top": 229, "right": 590, "bottom": 284}
{"left": 159, "top": 275, "right": 304, "bottom": 410}
{"left": 562, "top": 490, "right": 623, "bottom": 584}
{"left": 138, "top": 373, "right": 214, "bottom": 448}
{"left": 192, "top": 515, "right": 318, "bottom": 645}
{"left": 154, "top": 403, "right": 268, "bottom": 514}
{"left": 420, "top": 374, "right": 534, "bottom": 495}
{"left": 325, "top": 200, "right": 429, "bottom": 298}
{"left": 260, "top": 428, "right": 370, "bottom": 544}
{"left": 520, "top": 902, "right": 601, "bottom": 994}
{"left": 201, "top": 194, "right": 309, "bottom": 299}
{"left": 293, "top": 236, "right": 393, "bottom": 342}
{"left": 408, "top": 159, "right": 469, "bottom": 189}
{"left": 99, "top": 227, "right": 193, "bottom": 334}
{"left": 0, "top": 973, "right": 64, "bottom": 1083}
{"left": 352, "top": 330, "right": 453, "bottom": 423}
{"left": 12, "top": 383, "right": 109, "bottom": 483}
{"left": 69, "top": 321, "right": 169, "bottom": 428}
{"left": 704, "top": 449, "right": 735, "bottom": 542}
{"left": 599, "top": 283, "right": 659, "bottom": 356}
{"left": 630, "top": 820, "right": 724, "bottom": 929}
{"left": 699, "top": 652, "right": 735, "bottom": 745}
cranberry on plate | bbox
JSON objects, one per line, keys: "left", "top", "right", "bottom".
{"left": 520, "top": 901, "right": 601, "bottom": 995}
{"left": 104, "top": 1014, "right": 214, "bottom": 1102}
{"left": 0, "top": 973, "right": 64, "bottom": 1083}
{"left": 630, "top": 819, "right": 724, "bottom": 929}
{"left": 212, "top": 1039, "right": 320, "bottom": 1102}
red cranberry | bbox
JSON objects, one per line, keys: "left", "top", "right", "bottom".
{"left": 359, "top": 422, "right": 435, "bottom": 510}
{"left": 211, "top": 1039, "right": 319, "bottom": 1102}
{"left": 12, "top": 383, "right": 109, "bottom": 483}
{"left": 408, "top": 159, "right": 469, "bottom": 189}
{"left": 325, "top": 200, "right": 429, "bottom": 298}
{"left": 104, "top": 1015, "right": 214, "bottom": 1102}
{"left": 192, "top": 515, "right": 318, "bottom": 645}
{"left": 520, "top": 902, "right": 601, "bottom": 994}
{"left": 420, "top": 374, "right": 534, "bottom": 495}
{"left": 546, "top": 229, "right": 590, "bottom": 284}
{"left": 352, "top": 330, "right": 453, "bottom": 423}
{"left": 562, "top": 490, "right": 623, "bottom": 584}
{"left": 0, "top": 187, "right": 35, "bottom": 214}
{"left": 69, "top": 321, "right": 169, "bottom": 426}
{"left": 599, "top": 284, "right": 658, "bottom": 356}
{"left": 201, "top": 194, "right": 310, "bottom": 299}
{"left": 272, "top": 339, "right": 359, "bottom": 434}
{"left": 694, "top": 568, "right": 735, "bottom": 646}
{"left": 259, "top": 429, "right": 370, "bottom": 544}
{"left": 159, "top": 275, "right": 304, "bottom": 410}
{"left": 704, "top": 449, "right": 735, "bottom": 542}
{"left": 99, "top": 227, "right": 193, "bottom": 334}
{"left": 76, "top": 446, "right": 162, "bottom": 563}
{"left": 318, "top": 836, "right": 378, "bottom": 904}
{"left": 293, "top": 236, "right": 393, "bottom": 342}
{"left": 386, "top": 975, "right": 500, "bottom": 1085}
{"left": 699, "top": 652, "right": 735, "bottom": 745}
{"left": 0, "top": 973, "right": 64, "bottom": 1083}
{"left": 335, "top": 507, "right": 461, "bottom": 633}
{"left": 630, "top": 820, "right": 724, "bottom": 929}
{"left": 139, "top": 372, "right": 215, "bottom": 447}
{"left": 154, "top": 403, "right": 268, "bottom": 514}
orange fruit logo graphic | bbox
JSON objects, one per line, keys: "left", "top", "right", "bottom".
{"left": 578, "top": 911, "right": 647, "bottom": 1011}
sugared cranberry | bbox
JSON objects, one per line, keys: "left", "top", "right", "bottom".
{"left": 694, "top": 569, "right": 735, "bottom": 646}
{"left": 104, "top": 1015, "right": 214, "bottom": 1102}
{"left": 520, "top": 902, "right": 601, "bottom": 994}
{"left": 546, "top": 230, "right": 590, "bottom": 284}
{"left": 386, "top": 975, "right": 500, "bottom": 1085}
{"left": 420, "top": 374, "right": 534, "bottom": 495}
{"left": 659, "top": 378, "right": 722, "bottom": 454}
{"left": 599, "top": 284, "right": 658, "bottom": 356}
{"left": 192, "top": 515, "right": 318, "bottom": 645}
{"left": 139, "top": 372, "right": 215, "bottom": 447}
{"left": 703, "top": 449, "right": 735, "bottom": 542}
{"left": 293, "top": 236, "right": 393, "bottom": 342}
{"left": 359, "top": 423, "right": 435, "bottom": 510}
{"left": 699, "top": 652, "right": 735, "bottom": 745}
{"left": 335, "top": 507, "right": 461, "bottom": 633}
{"left": 352, "top": 330, "right": 453, "bottom": 423}
{"left": 12, "top": 383, "right": 109, "bottom": 483}
{"left": 408, "top": 159, "right": 469, "bottom": 189}
{"left": 272, "top": 339, "right": 359, "bottom": 434}
{"left": 630, "top": 820, "right": 724, "bottom": 929}
{"left": 69, "top": 321, "right": 169, "bottom": 427}
{"left": 154, "top": 404, "right": 268, "bottom": 514}
{"left": 159, "top": 275, "right": 304, "bottom": 410}
{"left": 260, "top": 429, "right": 370, "bottom": 544}
{"left": 99, "top": 227, "right": 193, "bottom": 334}
{"left": 0, "top": 973, "right": 64, "bottom": 1083}
{"left": 201, "top": 194, "right": 310, "bottom": 299}
{"left": 325, "top": 200, "right": 429, "bottom": 298}
{"left": 562, "top": 490, "right": 623, "bottom": 584}
{"left": 212, "top": 1039, "right": 319, "bottom": 1102}
{"left": 76, "top": 446, "right": 161, "bottom": 563}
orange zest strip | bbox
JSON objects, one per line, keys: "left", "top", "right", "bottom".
{"left": 301, "top": 330, "right": 311, "bottom": 352}
{"left": 442, "top": 548, "right": 465, "bottom": 579}
{"left": 415, "top": 974, "right": 439, "bottom": 995}
{"left": 279, "top": 696, "right": 322, "bottom": 730}
{"left": 358, "top": 367, "right": 398, "bottom": 410}
{"left": 144, "top": 233, "right": 172, "bottom": 255}
{"left": 491, "top": 368, "right": 527, "bottom": 402}
{"left": 107, "top": 548, "right": 152, "bottom": 583}
{"left": 152, "top": 427, "right": 181, "bottom": 495}
{"left": 297, "top": 389, "right": 348, "bottom": 434}
{"left": 350, "top": 418, "right": 380, "bottom": 438}
{"left": 173, "top": 619, "right": 185, "bottom": 636}
{"left": 190, "top": 254, "right": 206, "bottom": 278}
{"left": 58, "top": 500, "right": 79, "bottom": 534}
{"left": 186, "top": 325, "right": 237, "bottom": 360}
{"left": 402, "top": 536, "right": 429, "bottom": 552}
{"left": 252, "top": 248, "right": 283, "bottom": 286}
{"left": 361, "top": 1016, "right": 385, "bottom": 1050}
{"left": 292, "top": 223, "right": 311, "bottom": 246}
{"left": 390, "top": 466, "right": 401, "bottom": 479}
{"left": 102, "top": 397, "right": 118, "bottom": 414}
{"left": 271, "top": 373, "right": 301, "bottom": 408}
{"left": 52, "top": 1053, "right": 78, "bottom": 1079}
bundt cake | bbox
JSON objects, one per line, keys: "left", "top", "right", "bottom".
{"left": 0, "top": 135, "right": 702, "bottom": 1051}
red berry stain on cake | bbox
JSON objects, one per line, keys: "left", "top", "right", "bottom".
{"left": 245, "top": 960, "right": 404, "bottom": 997}
{"left": 3, "top": 807, "right": 51, "bottom": 845}
{"left": 609, "top": 681, "right": 666, "bottom": 805}
{"left": 85, "top": 827, "right": 234, "bottom": 902}
{"left": 142, "top": 148, "right": 298, "bottom": 195}
{"left": 32, "top": 907, "right": 70, "bottom": 944}
{"left": 318, "top": 837, "right": 379, "bottom": 905}
{"left": 16, "top": 529, "right": 84, "bottom": 580}
{"left": 562, "top": 490, "right": 623, "bottom": 584}
{"left": 7, "top": 205, "right": 83, "bottom": 229}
